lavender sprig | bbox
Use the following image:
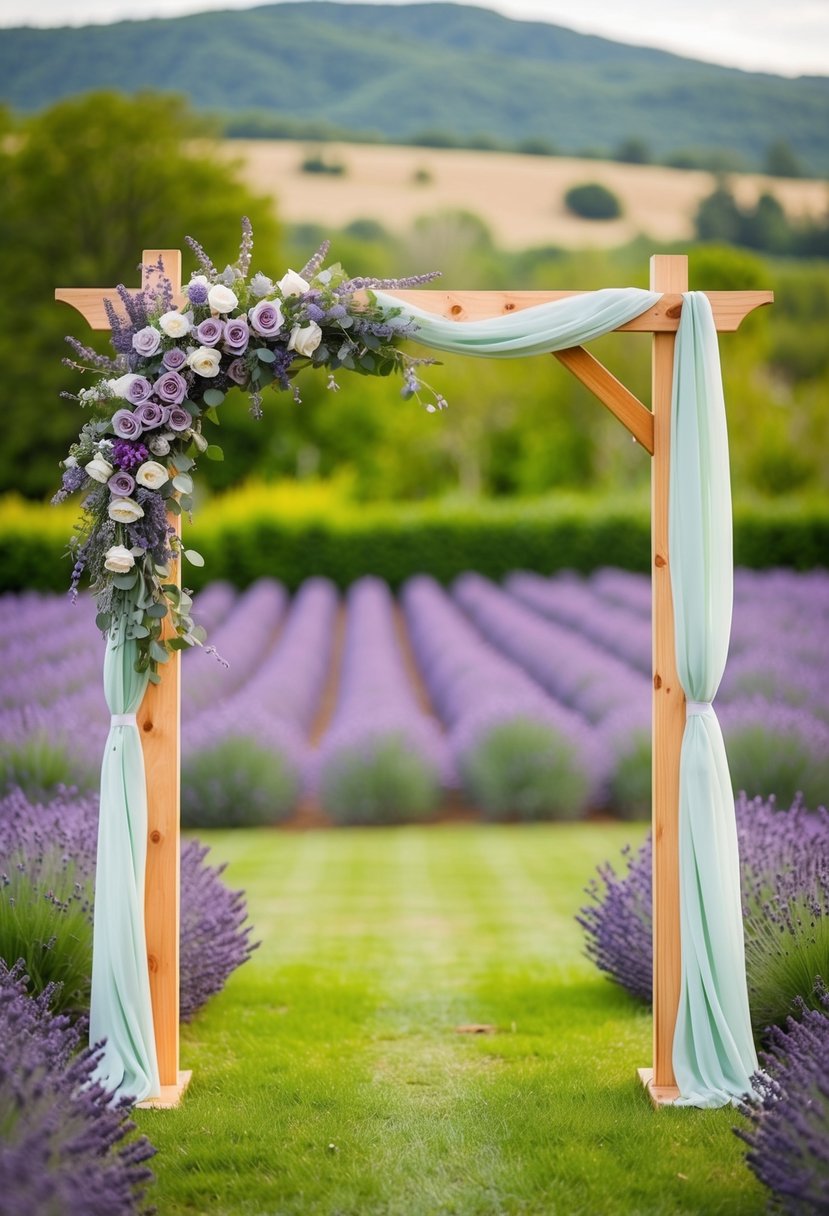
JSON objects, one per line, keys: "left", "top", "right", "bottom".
{"left": 339, "top": 270, "right": 442, "bottom": 292}
{"left": 184, "top": 233, "right": 217, "bottom": 277}
{"left": 237, "top": 215, "right": 254, "bottom": 277}
{"left": 299, "top": 238, "right": 331, "bottom": 280}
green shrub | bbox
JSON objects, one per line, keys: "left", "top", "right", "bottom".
{"left": 319, "top": 736, "right": 441, "bottom": 825}
{"left": 181, "top": 736, "right": 302, "bottom": 827}
{"left": 564, "top": 182, "right": 622, "bottom": 220}
{"left": 0, "top": 731, "right": 96, "bottom": 799}
{"left": 458, "top": 719, "right": 591, "bottom": 821}
{"left": 0, "top": 850, "right": 93, "bottom": 1016}
{"left": 2, "top": 493, "right": 827, "bottom": 595}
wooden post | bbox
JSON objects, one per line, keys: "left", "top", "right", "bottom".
{"left": 642, "top": 254, "right": 688, "bottom": 1104}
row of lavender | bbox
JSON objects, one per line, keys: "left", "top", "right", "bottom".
{"left": 2, "top": 568, "right": 828, "bottom": 823}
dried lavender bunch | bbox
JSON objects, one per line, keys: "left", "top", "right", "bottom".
{"left": 737, "top": 981, "right": 829, "bottom": 1214}
{"left": 0, "top": 960, "right": 156, "bottom": 1215}
{"left": 578, "top": 794, "right": 829, "bottom": 1032}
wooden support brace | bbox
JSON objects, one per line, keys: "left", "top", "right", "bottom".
{"left": 552, "top": 346, "right": 654, "bottom": 453}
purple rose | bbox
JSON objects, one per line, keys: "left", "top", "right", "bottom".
{"left": 226, "top": 358, "right": 250, "bottom": 386}
{"left": 132, "top": 326, "right": 162, "bottom": 357}
{"left": 108, "top": 470, "right": 136, "bottom": 497}
{"left": 223, "top": 317, "right": 250, "bottom": 355}
{"left": 134, "top": 400, "right": 166, "bottom": 429}
{"left": 125, "top": 376, "right": 153, "bottom": 405}
{"left": 111, "top": 408, "right": 143, "bottom": 440}
{"left": 249, "top": 298, "right": 284, "bottom": 338}
{"left": 153, "top": 370, "right": 188, "bottom": 405}
{"left": 195, "top": 317, "right": 224, "bottom": 347}
{"left": 162, "top": 347, "right": 188, "bottom": 371}
{"left": 167, "top": 406, "right": 193, "bottom": 432}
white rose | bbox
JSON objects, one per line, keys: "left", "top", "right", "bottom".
{"left": 186, "top": 346, "right": 222, "bottom": 378}
{"left": 207, "top": 283, "right": 238, "bottom": 314}
{"left": 135, "top": 460, "right": 169, "bottom": 490}
{"left": 288, "top": 321, "right": 323, "bottom": 358}
{"left": 85, "top": 456, "right": 114, "bottom": 483}
{"left": 107, "top": 374, "right": 139, "bottom": 398}
{"left": 149, "top": 435, "right": 171, "bottom": 457}
{"left": 108, "top": 497, "right": 145, "bottom": 524}
{"left": 103, "top": 544, "right": 136, "bottom": 574}
{"left": 158, "top": 309, "right": 192, "bottom": 338}
{"left": 277, "top": 269, "right": 310, "bottom": 297}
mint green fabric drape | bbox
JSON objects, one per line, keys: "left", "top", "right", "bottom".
{"left": 90, "top": 622, "right": 159, "bottom": 1103}
{"left": 374, "top": 287, "right": 661, "bottom": 355}
{"left": 384, "top": 286, "right": 756, "bottom": 1109}
{"left": 668, "top": 292, "right": 757, "bottom": 1107}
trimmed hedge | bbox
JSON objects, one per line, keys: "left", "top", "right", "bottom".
{"left": 1, "top": 492, "right": 826, "bottom": 593}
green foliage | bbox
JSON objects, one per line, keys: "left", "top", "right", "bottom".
{"left": 1, "top": 90, "right": 279, "bottom": 499}
{"left": 319, "top": 736, "right": 441, "bottom": 825}
{"left": 564, "top": 182, "right": 623, "bottom": 220}
{"left": 299, "top": 146, "right": 347, "bottom": 175}
{"left": 181, "top": 737, "right": 301, "bottom": 827}
{"left": 2, "top": 4, "right": 828, "bottom": 172}
{"left": 0, "top": 851, "right": 93, "bottom": 1015}
{"left": 694, "top": 180, "right": 829, "bottom": 256}
{"left": 0, "top": 731, "right": 96, "bottom": 798}
{"left": 614, "top": 137, "right": 650, "bottom": 165}
{"left": 726, "top": 719, "right": 829, "bottom": 809}
{"left": 3, "top": 493, "right": 828, "bottom": 594}
{"left": 606, "top": 727, "right": 652, "bottom": 820}
{"left": 765, "top": 138, "right": 804, "bottom": 178}
{"left": 458, "top": 718, "right": 591, "bottom": 820}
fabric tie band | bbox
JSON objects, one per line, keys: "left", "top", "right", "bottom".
{"left": 110, "top": 713, "right": 137, "bottom": 727}
{"left": 685, "top": 700, "right": 713, "bottom": 716}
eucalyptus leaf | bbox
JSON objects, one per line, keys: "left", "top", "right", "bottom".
{"left": 112, "top": 572, "right": 138, "bottom": 590}
{"left": 147, "top": 602, "right": 168, "bottom": 619}
{"left": 173, "top": 473, "right": 193, "bottom": 494}
{"left": 204, "top": 407, "right": 221, "bottom": 426}
{"left": 184, "top": 548, "right": 205, "bottom": 567}
{"left": 203, "top": 388, "right": 225, "bottom": 407}
{"left": 205, "top": 444, "right": 224, "bottom": 461}
{"left": 150, "top": 641, "right": 169, "bottom": 665}
{"left": 256, "top": 347, "right": 276, "bottom": 363}
{"left": 131, "top": 624, "right": 149, "bottom": 638}
{"left": 166, "top": 497, "right": 182, "bottom": 516}
{"left": 95, "top": 612, "right": 111, "bottom": 632}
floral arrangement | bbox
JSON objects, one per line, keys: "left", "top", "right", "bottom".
{"left": 54, "top": 218, "right": 441, "bottom": 677}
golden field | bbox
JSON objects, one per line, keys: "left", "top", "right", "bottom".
{"left": 224, "top": 139, "right": 829, "bottom": 250}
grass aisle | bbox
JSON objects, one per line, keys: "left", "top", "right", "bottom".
{"left": 136, "top": 825, "right": 764, "bottom": 1215}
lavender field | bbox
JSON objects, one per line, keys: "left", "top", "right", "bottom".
{"left": 2, "top": 568, "right": 828, "bottom": 824}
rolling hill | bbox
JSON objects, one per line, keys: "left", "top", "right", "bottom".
{"left": 1, "top": 1, "right": 828, "bottom": 173}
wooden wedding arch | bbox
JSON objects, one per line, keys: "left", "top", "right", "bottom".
{"left": 57, "top": 251, "right": 772, "bottom": 1107}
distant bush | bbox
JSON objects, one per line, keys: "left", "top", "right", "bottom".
{"left": 722, "top": 700, "right": 829, "bottom": 809}
{"left": 182, "top": 735, "right": 302, "bottom": 828}
{"left": 564, "top": 182, "right": 622, "bottom": 220}
{"left": 319, "top": 733, "right": 441, "bottom": 825}
{"left": 0, "top": 729, "right": 97, "bottom": 799}
{"left": 457, "top": 717, "right": 592, "bottom": 820}
{"left": 694, "top": 181, "right": 829, "bottom": 256}
{"left": 300, "top": 148, "right": 346, "bottom": 175}
{"left": 411, "top": 166, "right": 432, "bottom": 185}
{"left": 4, "top": 493, "right": 828, "bottom": 594}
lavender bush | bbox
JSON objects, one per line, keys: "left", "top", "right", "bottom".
{"left": 0, "top": 788, "right": 254, "bottom": 1021}
{"left": 316, "top": 577, "right": 446, "bottom": 824}
{"left": 0, "top": 960, "right": 155, "bottom": 1215}
{"left": 403, "top": 574, "right": 600, "bottom": 819}
{"left": 721, "top": 700, "right": 829, "bottom": 809}
{"left": 579, "top": 796, "right": 829, "bottom": 1032}
{"left": 738, "top": 982, "right": 829, "bottom": 1214}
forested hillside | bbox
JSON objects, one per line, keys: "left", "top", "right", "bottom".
{"left": 2, "top": 2, "right": 828, "bottom": 172}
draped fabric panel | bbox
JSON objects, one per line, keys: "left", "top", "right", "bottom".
{"left": 384, "top": 286, "right": 756, "bottom": 1108}
{"left": 90, "top": 623, "right": 159, "bottom": 1102}
{"left": 668, "top": 292, "right": 757, "bottom": 1106}
{"left": 374, "top": 288, "right": 660, "bottom": 356}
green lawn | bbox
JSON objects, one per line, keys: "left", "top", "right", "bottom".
{"left": 136, "top": 824, "right": 765, "bottom": 1215}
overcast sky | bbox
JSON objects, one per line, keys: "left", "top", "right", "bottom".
{"left": 1, "top": 0, "right": 827, "bottom": 77}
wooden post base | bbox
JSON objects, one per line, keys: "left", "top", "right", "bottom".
{"left": 638, "top": 1067, "right": 680, "bottom": 1108}
{"left": 136, "top": 1069, "right": 192, "bottom": 1110}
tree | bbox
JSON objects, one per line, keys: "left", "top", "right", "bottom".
{"left": 564, "top": 183, "right": 622, "bottom": 221}
{"left": 3, "top": 92, "right": 280, "bottom": 498}
{"left": 765, "top": 139, "right": 804, "bottom": 179}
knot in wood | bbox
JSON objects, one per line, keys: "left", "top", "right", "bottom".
{"left": 150, "top": 829, "right": 162, "bottom": 844}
